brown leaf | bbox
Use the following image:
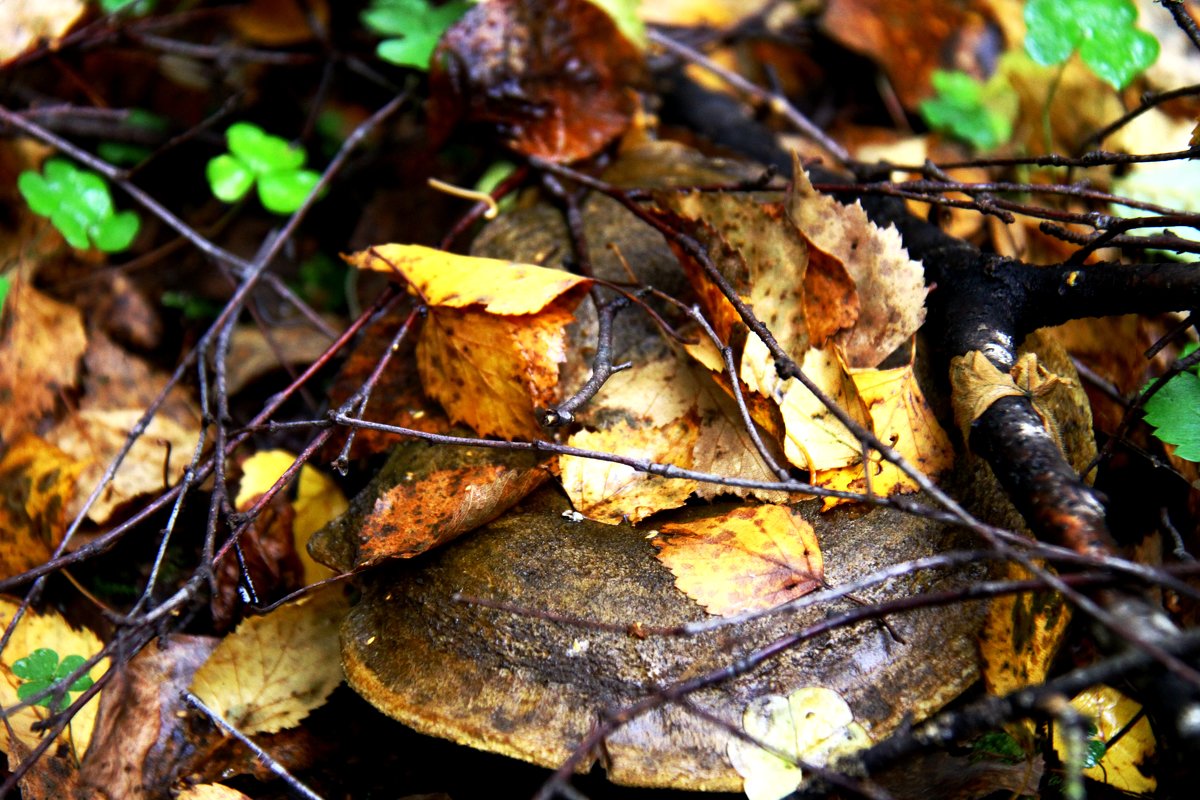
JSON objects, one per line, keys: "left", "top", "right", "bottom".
{"left": 0, "top": 277, "right": 87, "bottom": 444}
{"left": 0, "top": 434, "right": 83, "bottom": 580}
{"left": 79, "top": 634, "right": 218, "bottom": 800}
{"left": 309, "top": 439, "right": 547, "bottom": 571}
{"left": 212, "top": 493, "right": 303, "bottom": 631}
{"left": 228, "top": 0, "right": 329, "bottom": 46}
{"left": 428, "top": 0, "right": 644, "bottom": 162}
{"left": 79, "top": 331, "right": 198, "bottom": 426}
{"left": 654, "top": 505, "right": 823, "bottom": 617}
{"left": 225, "top": 318, "right": 338, "bottom": 396}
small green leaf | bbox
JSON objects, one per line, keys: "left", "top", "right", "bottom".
{"left": 206, "top": 154, "right": 254, "bottom": 203}
{"left": 1023, "top": 0, "right": 1158, "bottom": 88}
{"left": 227, "top": 122, "right": 306, "bottom": 174}
{"left": 17, "top": 678, "right": 56, "bottom": 708}
{"left": 92, "top": 211, "right": 140, "bottom": 252}
{"left": 17, "top": 171, "right": 56, "bottom": 216}
{"left": 257, "top": 169, "right": 321, "bottom": 214}
{"left": 56, "top": 654, "right": 94, "bottom": 692}
{"left": 970, "top": 731, "right": 1026, "bottom": 764}
{"left": 1079, "top": 26, "right": 1159, "bottom": 90}
{"left": 1082, "top": 737, "right": 1108, "bottom": 769}
{"left": 0, "top": 274, "right": 11, "bottom": 314}
{"left": 50, "top": 207, "right": 92, "bottom": 250}
{"left": 1144, "top": 370, "right": 1200, "bottom": 461}
{"left": 1024, "top": 0, "right": 1084, "bottom": 65}
{"left": 13, "top": 648, "right": 59, "bottom": 680}
{"left": 365, "top": 0, "right": 471, "bottom": 70}
{"left": 919, "top": 70, "right": 1016, "bottom": 150}
{"left": 18, "top": 159, "right": 139, "bottom": 251}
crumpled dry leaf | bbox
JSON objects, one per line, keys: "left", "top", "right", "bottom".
{"left": 47, "top": 408, "right": 199, "bottom": 524}
{"left": 787, "top": 163, "right": 926, "bottom": 368}
{"left": 816, "top": 359, "right": 954, "bottom": 508}
{"left": 653, "top": 504, "right": 823, "bottom": 616}
{"left": 0, "top": 434, "right": 83, "bottom": 581}
{"left": 0, "top": 0, "right": 85, "bottom": 65}
{"left": 345, "top": 244, "right": 591, "bottom": 440}
{"left": 559, "top": 348, "right": 787, "bottom": 524}
{"left": 1051, "top": 685, "right": 1156, "bottom": 795}
{"left": 0, "top": 596, "right": 106, "bottom": 760}
{"left": 189, "top": 589, "right": 345, "bottom": 736}
{"left": 727, "top": 686, "right": 872, "bottom": 800}
{"left": 0, "top": 277, "right": 87, "bottom": 444}
{"left": 428, "top": 0, "right": 644, "bottom": 162}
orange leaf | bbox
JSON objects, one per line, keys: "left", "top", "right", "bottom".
{"left": 654, "top": 505, "right": 823, "bottom": 617}
{"left": 0, "top": 434, "right": 83, "bottom": 581}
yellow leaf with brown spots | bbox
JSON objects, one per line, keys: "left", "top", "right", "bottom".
{"left": 345, "top": 244, "right": 591, "bottom": 440}
{"left": 653, "top": 505, "right": 823, "bottom": 616}
{"left": 1052, "top": 685, "right": 1156, "bottom": 795}
{"left": 0, "top": 434, "right": 83, "bottom": 580}
{"left": 816, "top": 359, "right": 954, "bottom": 508}
{"left": 0, "top": 277, "right": 87, "bottom": 444}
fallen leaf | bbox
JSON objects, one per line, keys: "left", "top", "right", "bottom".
{"left": 816, "top": 359, "right": 955, "bottom": 508}
{"left": 79, "top": 634, "right": 218, "bottom": 799}
{"left": 979, "top": 561, "right": 1071, "bottom": 746}
{"left": 654, "top": 505, "right": 823, "bottom": 617}
{"left": 0, "top": 596, "right": 106, "bottom": 760}
{"left": 228, "top": 0, "right": 330, "bottom": 46}
{"left": 787, "top": 163, "right": 927, "bottom": 368}
{"left": 0, "top": 277, "right": 87, "bottom": 444}
{"left": 225, "top": 318, "right": 338, "bottom": 396}
{"left": 428, "top": 0, "right": 644, "bottom": 161}
{"left": 638, "top": 0, "right": 779, "bottom": 27}
{"left": 346, "top": 244, "right": 591, "bottom": 440}
{"left": 1051, "top": 684, "right": 1156, "bottom": 795}
{"left": 47, "top": 408, "right": 199, "bottom": 524}
{"left": 176, "top": 785, "right": 253, "bottom": 800}
{"left": 79, "top": 331, "right": 198, "bottom": 426}
{"left": 189, "top": 589, "right": 345, "bottom": 736}
{"left": 212, "top": 493, "right": 303, "bottom": 631}
{"left": 309, "top": 439, "right": 547, "bottom": 570}
{"left": 0, "top": 0, "right": 86, "bottom": 65}
{"left": 776, "top": 347, "right": 872, "bottom": 473}
{"left": 0, "top": 434, "right": 83, "bottom": 580}
{"left": 727, "top": 686, "right": 872, "bottom": 800}
{"left": 5, "top": 732, "right": 78, "bottom": 800}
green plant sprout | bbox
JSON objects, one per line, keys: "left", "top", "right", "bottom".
{"left": 99, "top": 0, "right": 155, "bottom": 14}
{"left": 1143, "top": 342, "right": 1200, "bottom": 462}
{"left": 362, "top": 0, "right": 472, "bottom": 70}
{"left": 97, "top": 108, "right": 169, "bottom": 166}
{"left": 919, "top": 70, "right": 1018, "bottom": 150}
{"left": 206, "top": 122, "right": 321, "bottom": 215}
{"left": 968, "top": 730, "right": 1027, "bottom": 764}
{"left": 1024, "top": 0, "right": 1159, "bottom": 89}
{"left": 18, "top": 159, "right": 140, "bottom": 252}
{"left": 13, "top": 648, "right": 95, "bottom": 712}
{"left": 0, "top": 274, "right": 10, "bottom": 315}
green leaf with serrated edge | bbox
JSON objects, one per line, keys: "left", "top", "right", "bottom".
{"left": 257, "top": 169, "right": 321, "bottom": 214}
{"left": 1143, "top": 370, "right": 1200, "bottom": 461}
{"left": 970, "top": 731, "right": 1026, "bottom": 764}
{"left": 206, "top": 154, "right": 254, "bottom": 203}
{"left": 227, "top": 122, "right": 305, "bottom": 174}
{"left": 92, "top": 211, "right": 140, "bottom": 252}
{"left": 12, "top": 648, "right": 58, "bottom": 680}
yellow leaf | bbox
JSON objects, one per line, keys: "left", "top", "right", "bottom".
{"left": 0, "top": 597, "right": 106, "bottom": 759}
{"left": 817, "top": 360, "right": 955, "bottom": 508}
{"left": 727, "top": 686, "right": 872, "bottom": 800}
{"left": 177, "top": 785, "right": 252, "bottom": 800}
{"left": 344, "top": 244, "right": 591, "bottom": 314}
{"left": 0, "top": 434, "right": 83, "bottom": 580}
{"left": 189, "top": 589, "right": 345, "bottom": 735}
{"left": 777, "top": 348, "right": 871, "bottom": 472}
{"left": 1052, "top": 685, "right": 1156, "bottom": 795}
{"left": 949, "top": 350, "right": 1025, "bottom": 442}
{"left": 236, "top": 450, "right": 348, "bottom": 585}
{"left": 654, "top": 505, "right": 823, "bottom": 616}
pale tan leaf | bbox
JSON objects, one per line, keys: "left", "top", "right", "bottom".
{"left": 189, "top": 590, "right": 345, "bottom": 735}
{"left": 0, "top": 0, "right": 86, "bottom": 64}
{"left": 777, "top": 348, "right": 871, "bottom": 472}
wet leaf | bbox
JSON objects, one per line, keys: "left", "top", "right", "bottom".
{"left": 1051, "top": 685, "right": 1156, "bottom": 794}
{"left": 653, "top": 505, "right": 822, "bottom": 617}
{"left": 346, "top": 244, "right": 591, "bottom": 440}
{"left": 727, "top": 686, "right": 871, "bottom": 800}
{"left": 0, "top": 596, "right": 106, "bottom": 759}
{"left": 190, "top": 590, "right": 345, "bottom": 736}
{"left": 0, "top": 277, "right": 87, "bottom": 444}
{"left": 1142, "top": 370, "right": 1200, "bottom": 461}
{"left": 0, "top": 434, "right": 83, "bottom": 580}
{"left": 428, "top": 0, "right": 645, "bottom": 162}
{"left": 775, "top": 347, "right": 872, "bottom": 473}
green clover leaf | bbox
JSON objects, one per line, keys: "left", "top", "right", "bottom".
{"left": 18, "top": 159, "right": 140, "bottom": 252}
{"left": 363, "top": 0, "right": 472, "bottom": 70}
{"left": 920, "top": 70, "right": 1017, "bottom": 150}
{"left": 207, "top": 123, "right": 321, "bottom": 215}
{"left": 13, "top": 648, "right": 95, "bottom": 711}
{"left": 1024, "top": 0, "right": 1159, "bottom": 89}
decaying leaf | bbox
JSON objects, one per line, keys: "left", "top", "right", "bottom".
{"left": 0, "top": 434, "right": 83, "bottom": 580}
{"left": 0, "top": 0, "right": 86, "bottom": 65}
{"left": 176, "top": 785, "right": 253, "bottom": 800}
{"left": 428, "top": 0, "right": 644, "bottom": 162}
{"left": 1051, "top": 684, "right": 1156, "bottom": 795}
{"left": 308, "top": 438, "right": 548, "bottom": 571}
{"left": 47, "top": 408, "right": 199, "bottom": 524}
{"left": 776, "top": 347, "right": 872, "bottom": 474}
{"left": 559, "top": 348, "right": 786, "bottom": 524}
{"left": 0, "top": 596, "right": 106, "bottom": 760}
{"left": 787, "top": 163, "right": 926, "bottom": 368}
{"left": 653, "top": 505, "right": 823, "bottom": 616}
{"left": 0, "top": 277, "right": 87, "bottom": 443}
{"left": 816, "top": 359, "right": 954, "bottom": 508}
{"left": 189, "top": 589, "right": 345, "bottom": 736}
{"left": 212, "top": 492, "right": 303, "bottom": 631}
{"left": 727, "top": 686, "right": 872, "bottom": 800}
{"left": 345, "top": 244, "right": 591, "bottom": 440}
